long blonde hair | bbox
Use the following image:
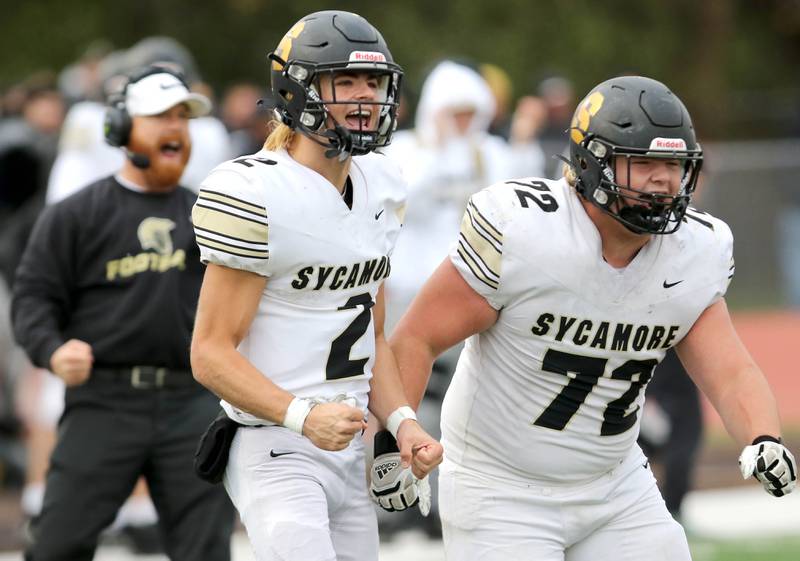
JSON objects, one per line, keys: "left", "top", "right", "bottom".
{"left": 563, "top": 162, "right": 578, "bottom": 187}
{"left": 264, "top": 121, "right": 295, "bottom": 152}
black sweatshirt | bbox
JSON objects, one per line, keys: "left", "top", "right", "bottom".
{"left": 11, "top": 176, "right": 204, "bottom": 370}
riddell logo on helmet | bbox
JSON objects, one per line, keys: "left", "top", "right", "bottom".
{"left": 350, "top": 51, "right": 387, "bottom": 63}
{"left": 649, "top": 137, "right": 687, "bottom": 150}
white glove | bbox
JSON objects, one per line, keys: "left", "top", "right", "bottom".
{"left": 738, "top": 436, "right": 797, "bottom": 497}
{"left": 369, "top": 430, "right": 431, "bottom": 515}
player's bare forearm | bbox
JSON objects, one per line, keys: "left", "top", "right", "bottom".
{"left": 368, "top": 334, "right": 415, "bottom": 425}
{"left": 191, "top": 263, "right": 294, "bottom": 424}
{"left": 704, "top": 363, "right": 781, "bottom": 446}
{"left": 191, "top": 333, "right": 293, "bottom": 424}
{"left": 390, "top": 258, "right": 499, "bottom": 408}
{"left": 388, "top": 332, "right": 437, "bottom": 409}
{"left": 368, "top": 287, "right": 414, "bottom": 423}
{"left": 678, "top": 298, "right": 783, "bottom": 446}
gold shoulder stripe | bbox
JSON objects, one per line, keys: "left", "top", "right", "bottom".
{"left": 467, "top": 201, "right": 502, "bottom": 245}
{"left": 458, "top": 235, "right": 500, "bottom": 284}
{"left": 198, "top": 189, "right": 267, "bottom": 219}
{"left": 457, "top": 244, "right": 499, "bottom": 290}
{"left": 196, "top": 236, "right": 269, "bottom": 260}
{"left": 192, "top": 204, "right": 268, "bottom": 244}
{"left": 464, "top": 206, "right": 502, "bottom": 253}
{"left": 194, "top": 224, "right": 264, "bottom": 245}
{"left": 460, "top": 213, "right": 501, "bottom": 278}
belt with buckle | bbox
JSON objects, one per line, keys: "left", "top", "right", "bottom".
{"left": 91, "top": 366, "right": 196, "bottom": 389}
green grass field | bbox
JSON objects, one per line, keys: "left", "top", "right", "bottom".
{"left": 690, "top": 536, "right": 800, "bottom": 561}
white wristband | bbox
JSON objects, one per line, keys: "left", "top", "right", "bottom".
{"left": 283, "top": 397, "right": 314, "bottom": 434}
{"left": 386, "top": 405, "right": 417, "bottom": 439}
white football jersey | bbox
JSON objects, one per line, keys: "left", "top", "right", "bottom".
{"left": 443, "top": 177, "right": 734, "bottom": 484}
{"left": 191, "top": 149, "right": 406, "bottom": 425}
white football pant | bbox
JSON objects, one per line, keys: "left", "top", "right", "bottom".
{"left": 224, "top": 425, "right": 377, "bottom": 561}
{"left": 439, "top": 445, "right": 691, "bottom": 561}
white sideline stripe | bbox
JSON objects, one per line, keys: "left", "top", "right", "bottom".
{"left": 682, "top": 485, "right": 800, "bottom": 539}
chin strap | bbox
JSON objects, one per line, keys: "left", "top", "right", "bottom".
{"left": 322, "top": 124, "right": 353, "bottom": 161}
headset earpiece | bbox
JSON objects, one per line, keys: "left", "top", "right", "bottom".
{"left": 104, "top": 95, "right": 132, "bottom": 147}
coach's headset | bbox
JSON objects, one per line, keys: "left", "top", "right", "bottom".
{"left": 103, "top": 64, "right": 191, "bottom": 148}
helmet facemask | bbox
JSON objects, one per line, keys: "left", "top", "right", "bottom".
{"left": 572, "top": 134, "right": 703, "bottom": 235}
{"left": 270, "top": 54, "right": 402, "bottom": 159}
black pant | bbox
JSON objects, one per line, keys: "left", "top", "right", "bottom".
{"left": 26, "top": 379, "right": 235, "bottom": 561}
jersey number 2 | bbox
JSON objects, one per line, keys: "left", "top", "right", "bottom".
{"left": 533, "top": 349, "right": 657, "bottom": 436}
{"left": 326, "top": 293, "right": 374, "bottom": 380}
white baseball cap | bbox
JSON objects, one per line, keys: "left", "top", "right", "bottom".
{"left": 125, "top": 72, "right": 211, "bottom": 118}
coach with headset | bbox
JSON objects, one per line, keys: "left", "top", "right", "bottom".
{"left": 11, "top": 65, "right": 235, "bottom": 561}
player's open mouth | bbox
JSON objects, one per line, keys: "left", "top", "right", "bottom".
{"left": 345, "top": 109, "right": 372, "bottom": 130}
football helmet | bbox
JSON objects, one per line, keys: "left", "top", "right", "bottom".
{"left": 268, "top": 10, "right": 403, "bottom": 158}
{"left": 567, "top": 76, "right": 703, "bottom": 234}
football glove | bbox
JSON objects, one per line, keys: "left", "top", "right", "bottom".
{"left": 369, "top": 430, "right": 431, "bottom": 515}
{"left": 738, "top": 436, "right": 797, "bottom": 497}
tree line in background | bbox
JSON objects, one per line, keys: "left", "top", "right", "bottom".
{"left": 2, "top": 0, "right": 799, "bottom": 138}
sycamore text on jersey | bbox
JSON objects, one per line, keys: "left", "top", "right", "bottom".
{"left": 290, "top": 256, "right": 391, "bottom": 290}
{"left": 530, "top": 312, "right": 680, "bottom": 352}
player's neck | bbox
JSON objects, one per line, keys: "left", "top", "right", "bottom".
{"left": 289, "top": 136, "right": 352, "bottom": 194}
{"left": 583, "top": 200, "right": 651, "bottom": 268}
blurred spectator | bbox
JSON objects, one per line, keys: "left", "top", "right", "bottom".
{"left": 0, "top": 76, "right": 65, "bottom": 283}
{"left": 479, "top": 63, "right": 514, "bottom": 138}
{"left": 385, "top": 60, "right": 543, "bottom": 330}
{"left": 511, "top": 74, "right": 576, "bottom": 179}
{"left": 57, "top": 40, "right": 113, "bottom": 105}
{"left": 220, "top": 82, "right": 267, "bottom": 157}
{"left": 0, "top": 75, "right": 65, "bottom": 520}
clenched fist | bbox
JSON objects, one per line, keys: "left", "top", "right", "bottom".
{"left": 739, "top": 436, "right": 797, "bottom": 497}
{"left": 303, "top": 401, "right": 367, "bottom": 451}
{"left": 50, "top": 339, "right": 94, "bottom": 386}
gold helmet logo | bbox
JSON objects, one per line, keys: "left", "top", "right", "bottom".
{"left": 570, "top": 91, "right": 605, "bottom": 145}
{"left": 272, "top": 21, "right": 306, "bottom": 71}
{"left": 137, "top": 217, "right": 176, "bottom": 255}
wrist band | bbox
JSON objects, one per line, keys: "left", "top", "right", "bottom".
{"left": 752, "top": 435, "right": 782, "bottom": 446}
{"left": 283, "top": 397, "right": 314, "bottom": 434}
{"left": 386, "top": 405, "right": 417, "bottom": 439}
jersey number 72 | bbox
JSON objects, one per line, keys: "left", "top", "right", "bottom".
{"left": 533, "top": 349, "right": 657, "bottom": 436}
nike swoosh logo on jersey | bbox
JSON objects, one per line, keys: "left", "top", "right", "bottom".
{"left": 374, "top": 209, "right": 384, "bottom": 220}
{"left": 270, "top": 450, "right": 295, "bottom": 458}
{"left": 159, "top": 83, "right": 182, "bottom": 90}
{"left": 662, "top": 279, "right": 683, "bottom": 289}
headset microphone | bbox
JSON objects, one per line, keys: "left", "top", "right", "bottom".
{"left": 124, "top": 149, "right": 151, "bottom": 169}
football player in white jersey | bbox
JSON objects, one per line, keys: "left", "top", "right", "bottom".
{"left": 384, "top": 76, "right": 797, "bottom": 561}
{"left": 189, "top": 11, "right": 443, "bottom": 561}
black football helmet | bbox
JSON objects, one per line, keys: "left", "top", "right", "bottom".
{"left": 268, "top": 10, "right": 403, "bottom": 158}
{"left": 567, "top": 76, "right": 703, "bottom": 234}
